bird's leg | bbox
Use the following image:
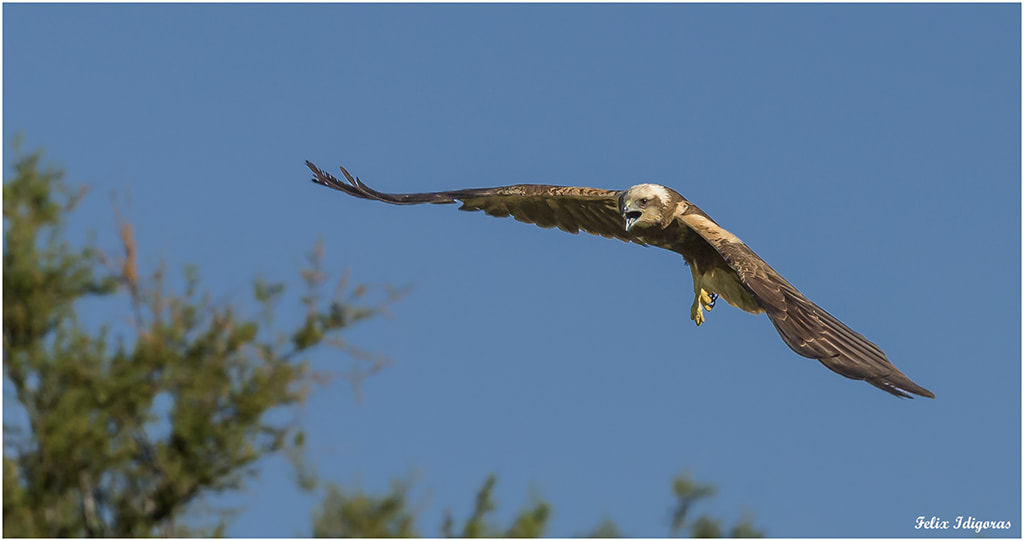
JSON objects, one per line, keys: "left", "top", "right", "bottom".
{"left": 688, "top": 265, "right": 716, "bottom": 326}
{"left": 691, "top": 289, "right": 716, "bottom": 325}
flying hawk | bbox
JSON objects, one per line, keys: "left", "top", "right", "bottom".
{"left": 306, "top": 161, "right": 933, "bottom": 399}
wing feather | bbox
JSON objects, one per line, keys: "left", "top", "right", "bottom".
{"left": 678, "top": 212, "right": 934, "bottom": 399}
{"left": 307, "top": 160, "right": 629, "bottom": 243}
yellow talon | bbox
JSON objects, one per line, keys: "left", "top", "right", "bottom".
{"left": 699, "top": 289, "right": 715, "bottom": 312}
{"left": 691, "top": 300, "right": 705, "bottom": 327}
{"left": 691, "top": 288, "right": 715, "bottom": 326}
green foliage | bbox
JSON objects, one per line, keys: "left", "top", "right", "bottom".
{"left": 2, "top": 142, "right": 764, "bottom": 538}
{"left": 443, "top": 475, "right": 550, "bottom": 538}
{"left": 583, "top": 517, "right": 624, "bottom": 538}
{"left": 312, "top": 474, "right": 551, "bottom": 538}
{"left": 312, "top": 482, "right": 418, "bottom": 537}
{"left": 669, "top": 472, "right": 765, "bottom": 538}
{"left": 727, "top": 515, "right": 766, "bottom": 538}
{"left": 2, "top": 144, "right": 395, "bottom": 536}
{"left": 311, "top": 471, "right": 763, "bottom": 538}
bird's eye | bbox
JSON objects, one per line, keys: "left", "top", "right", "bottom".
{"left": 639, "top": 198, "right": 649, "bottom": 205}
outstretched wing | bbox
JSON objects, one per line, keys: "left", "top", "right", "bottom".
{"left": 307, "top": 161, "right": 631, "bottom": 242}
{"left": 678, "top": 212, "right": 934, "bottom": 399}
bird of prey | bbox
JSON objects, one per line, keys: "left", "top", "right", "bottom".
{"left": 306, "top": 161, "right": 933, "bottom": 399}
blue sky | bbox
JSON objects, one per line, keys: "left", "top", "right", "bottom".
{"left": 3, "top": 3, "right": 1020, "bottom": 537}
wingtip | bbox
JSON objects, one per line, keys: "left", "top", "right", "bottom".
{"left": 306, "top": 160, "right": 325, "bottom": 185}
{"left": 896, "top": 379, "right": 935, "bottom": 399}
{"left": 875, "top": 379, "right": 935, "bottom": 399}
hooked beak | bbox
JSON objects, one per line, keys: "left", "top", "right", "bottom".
{"left": 624, "top": 210, "right": 642, "bottom": 232}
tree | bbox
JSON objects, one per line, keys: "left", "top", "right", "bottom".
{"left": 309, "top": 471, "right": 762, "bottom": 538}
{"left": 311, "top": 474, "right": 551, "bottom": 538}
{"left": 3, "top": 143, "right": 396, "bottom": 536}
{"left": 439, "top": 475, "right": 550, "bottom": 538}
{"left": 311, "top": 481, "right": 418, "bottom": 538}
{"left": 669, "top": 473, "right": 765, "bottom": 538}
{"left": 3, "top": 144, "right": 764, "bottom": 537}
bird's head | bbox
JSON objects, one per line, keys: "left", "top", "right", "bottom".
{"left": 621, "top": 184, "right": 675, "bottom": 232}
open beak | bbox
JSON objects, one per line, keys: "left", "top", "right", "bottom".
{"left": 624, "top": 210, "right": 642, "bottom": 232}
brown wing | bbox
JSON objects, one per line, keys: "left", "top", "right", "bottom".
{"left": 307, "top": 161, "right": 632, "bottom": 242}
{"left": 678, "top": 212, "right": 934, "bottom": 399}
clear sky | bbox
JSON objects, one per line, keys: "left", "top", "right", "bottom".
{"left": 4, "top": 3, "right": 1020, "bottom": 538}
